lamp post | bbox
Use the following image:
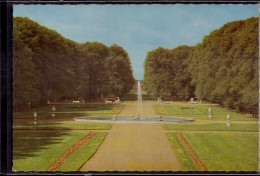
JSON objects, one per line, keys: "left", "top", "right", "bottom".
{"left": 52, "top": 106, "right": 56, "bottom": 117}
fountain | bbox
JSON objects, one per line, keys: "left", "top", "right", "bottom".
{"left": 74, "top": 80, "right": 194, "bottom": 123}
{"left": 137, "top": 80, "right": 142, "bottom": 119}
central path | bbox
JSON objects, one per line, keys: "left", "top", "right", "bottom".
{"left": 79, "top": 103, "right": 182, "bottom": 171}
{"left": 80, "top": 124, "right": 181, "bottom": 171}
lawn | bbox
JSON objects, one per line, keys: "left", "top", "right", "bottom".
{"left": 166, "top": 133, "right": 197, "bottom": 171}
{"left": 13, "top": 103, "right": 125, "bottom": 119}
{"left": 13, "top": 130, "right": 107, "bottom": 171}
{"left": 166, "top": 133, "right": 258, "bottom": 171}
{"left": 154, "top": 102, "right": 257, "bottom": 121}
{"left": 13, "top": 121, "right": 112, "bottom": 130}
{"left": 163, "top": 123, "right": 258, "bottom": 132}
{"left": 186, "top": 133, "right": 258, "bottom": 171}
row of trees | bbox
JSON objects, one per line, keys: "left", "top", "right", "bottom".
{"left": 144, "top": 46, "right": 194, "bottom": 101}
{"left": 13, "top": 17, "right": 135, "bottom": 111}
{"left": 144, "top": 17, "right": 258, "bottom": 112}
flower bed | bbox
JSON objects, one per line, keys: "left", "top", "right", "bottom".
{"left": 47, "top": 131, "right": 95, "bottom": 171}
{"left": 176, "top": 132, "right": 207, "bottom": 171}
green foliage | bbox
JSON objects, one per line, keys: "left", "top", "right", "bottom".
{"left": 188, "top": 17, "right": 258, "bottom": 111}
{"left": 13, "top": 17, "right": 135, "bottom": 110}
{"left": 144, "top": 46, "right": 194, "bottom": 100}
{"left": 105, "top": 45, "right": 135, "bottom": 97}
{"left": 13, "top": 17, "right": 78, "bottom": 108}
{"left": 144, "top": 17, "right": 258, "bottom": 113}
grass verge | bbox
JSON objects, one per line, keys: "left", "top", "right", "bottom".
{"left": 163, "top": 123, "right": 258, "bottom": 132}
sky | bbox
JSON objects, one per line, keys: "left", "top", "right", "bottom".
{"left": 13, "top": 4, "right": 258, "bottom": 80}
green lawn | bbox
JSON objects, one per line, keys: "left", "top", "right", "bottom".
{"left": 14, "top": 103, "right": 125, "bottom": 119}
{"left": 185, "top": 133, "right": 258, "bottom": 171}
{"left": 166, "top": 133, "right": 197, "bottom": 171}
{"left": 13, "top": 121, "right": 112, "bottom": 130}
{"left": 163, "top": 123, "right": 258, "bottom": 132}
{"left": 13, "top": 131, "right": 107, "bottom": 171}
{"left": 166, "top": 133, "right": 258, "bottom": 171}
{"left": 154, "top": 102, "right": 256, "bottom": 121}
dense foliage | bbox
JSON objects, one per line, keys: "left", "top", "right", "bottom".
{"left": 189, "top": 17, "right": 258, "bottom": 111}
{"left": 13, "top": 17, "right": 135, "bottom": 110}
{"left": 144, "top": 46, "right": 194, "bottom": 101}
{"left": 144, "top": 17, "right": 258, "bottom": 112}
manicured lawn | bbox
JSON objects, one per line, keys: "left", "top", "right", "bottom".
{"left": 184, "top": 133, "right": 258, "bottom": 171}
{"left": 166, "top": 133, "right": 258, "bottom": 171}
{"left": 13, "top": 112, "right": 87, "bottom": 119}
{"left": 163, "top": 123, "right": 258, "bottom": 132}
{"left": 166, "top": 133, "right": 197, "bottom": 171}
{"left": 14, "top": 103, "right": 125, "bottom": 119}
{"left": 13, "top": 121, "right": 112, "bottom": 130}
{"left": 13, "top": 131, "right": 107, "bottom": 171}
{"left": 57, "top": 132, "right": 107, "bottom": 171}
{"left": 154, "top": 102, "right": 256, "bottom": 121}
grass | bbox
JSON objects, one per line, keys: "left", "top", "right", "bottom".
{"left": 14, "top": 103, "right": 125, "bottom": 119}
{"left": 13, "top": 131, "right": 107, "bottom": 171}
{"left": 154, "top": 102, "right": 257, "bottom": 121}
{"left": 13, "top": 121, "right": 112, "bottom": 130}
{"left": 166, "top": 133, "right": 259, "bottom": 171}
{"left": 166, "top": 133, "right": 197, "bottom": 171}
{"left": 183, "top": 133, "right": 259, "bottom": 171}
{"left": 163, "top": 123, "right": 258, "bottom": 132}
{"left": 57, "top": 132, "right": 107, "bottom": 171}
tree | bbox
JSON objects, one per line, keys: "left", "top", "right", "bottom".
{"left": 188, "top": 17, "right": 258, "bottom": 111}
{"left": 144, "top": 46, "right": 194, "bottom": 100}
{"left": 104, "top": 44, "right": 135, "bottom": 97}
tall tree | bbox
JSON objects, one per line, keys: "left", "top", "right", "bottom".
{"left": 188, "top": 17, "right": 258, "bottom": 111}
{"left": 144, "top": 46, "right": 194, "bottom": 100}
{"left": 105, "top": 44, "right": 135, "bottom": 97}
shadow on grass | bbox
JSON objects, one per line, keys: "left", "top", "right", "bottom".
{"left": 13, "top": 112, "right": 88, "bottom": 119}
{"left": 13, "top": 119, "right": 82, "bottom": 160}
{"left": 29, "top": 103, "right": 117, "bottom": 112}
{"left": 13, "top": 126, "right": 70, "bottom": 160}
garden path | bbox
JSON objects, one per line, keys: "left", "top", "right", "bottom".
{"left": 79, "top": 123, "right": 182, "bottom": 171}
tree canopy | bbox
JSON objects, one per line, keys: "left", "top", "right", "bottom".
{"left": 144, "top": 46, "right": 194, "bottom": 101}
{"left": 189, "top": 17, "right": 258, "bottom": 111}
{"left": 13, "top": 17, "right": 135, "bottom": 110}
{"left": 144, "top": 17, "right": 258, "bottom": 112}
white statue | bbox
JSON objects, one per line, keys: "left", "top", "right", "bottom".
{"left": 227, "top": 113, "right": 231, "bottom": 120}
{"left": 208, "top": 107, "right": 211, "bottom": 114}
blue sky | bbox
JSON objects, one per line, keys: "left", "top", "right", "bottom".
{"left": 13, "top": 4, "right": 258, "bottom": 80}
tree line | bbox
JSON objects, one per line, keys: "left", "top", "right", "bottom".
{"left": 144, "top": 17, "right": 258, "bottom": 113}
{"left": 13, "top": 17, "right": 135, "bottom": 111}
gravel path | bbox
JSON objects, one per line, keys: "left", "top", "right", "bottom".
{"left": 79, "top": 103, "right": 182, "bottom": 171}
{"left": 79, "top": 123, "right": 182, "bottom": 171}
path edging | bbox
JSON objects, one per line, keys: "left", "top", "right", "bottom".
{"left": 47, "top": 131, "right": 95, "bottom": 171}
{"left": 176, "top": 132, "right": 207, "bottom": 171}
